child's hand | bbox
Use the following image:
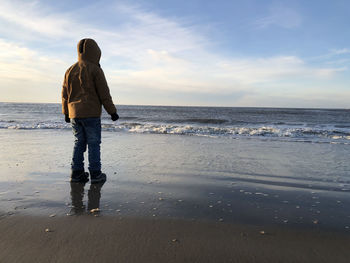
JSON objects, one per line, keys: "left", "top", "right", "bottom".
{"left": 65, "top": 114, "right": 70, "bottom": 123}
{"left": 111, "top": 113, "right": 119, "bottom": 121}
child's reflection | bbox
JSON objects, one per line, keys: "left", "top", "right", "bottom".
{"left": 69, "top": 181, "right": 105, "bottom": 215}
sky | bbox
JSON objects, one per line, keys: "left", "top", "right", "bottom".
{"left": 0, "top": 0, "right": 349, "bottom": 108}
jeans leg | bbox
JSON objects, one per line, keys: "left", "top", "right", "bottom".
{"left": 71, "top": 118, "right": 87, "bottom": 171}
{"left": 83, "top": 118, "right": 102, "bottom": 172}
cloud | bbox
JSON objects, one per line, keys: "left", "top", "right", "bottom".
{"left": 0, "top": 0, "right": 347, "bottom": 107}
{"left": 254, "top": 5, "right": 302, "bottom": 29}
{"left": 107, "top": 51, "right": 344, "bottom": 97}
{"left": 0, "top": 38, "right": 69, "bottom": 102}
{"left": 330, "top": 48, "right": 350, "bottom": 55}
{"left": 0, "top": 39, "right": 67, "bottom": 81}
{"left": 236, "top": 91, "right": 350, "bottom": 108}
{"left": 90, "top": 4, "right": 208, "bottom": 63}
{"left": 307, "top": 48, "right": 350, "bottom": 68}
{"left": 0, "top": 0, "right": 205, "bottom": 55}
{"left": 0, "top": 0, "right": 75, "bottom": 39}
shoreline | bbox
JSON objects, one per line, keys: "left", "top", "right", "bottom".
{"left": 1, "top": 215, "right": 350, "bottom": 263}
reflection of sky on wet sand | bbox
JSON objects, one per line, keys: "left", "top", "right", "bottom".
{"left": 0, "top": 130, "right": 349, "bottom": 231}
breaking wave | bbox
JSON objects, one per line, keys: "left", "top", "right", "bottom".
{"left": 1, "top": 120, "right": 350, "bottom": 143}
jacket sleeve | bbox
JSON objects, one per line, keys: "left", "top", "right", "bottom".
{"left": 61, "top": 73, "right": 69, "bottom": 115}
{"left": 94, "top": 67, "right": 117, "bottom": 115}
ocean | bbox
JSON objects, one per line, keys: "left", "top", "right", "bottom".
{"left": 1, "top": 102, "right": 350, "bottom": 144}
{"left": 0, "top": 102, "right": 350, "bottom": 230}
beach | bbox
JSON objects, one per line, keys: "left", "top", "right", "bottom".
{"left": 1, "top": 104, "right": 350, "bottom": 262}
{"left": 0, "top": 128, "right": 350, "bottom": 262}
{"left": 1, "top": 0, "right": 350, "bottom": 260}
{"left": 1, "top": 215, "right": 350, "bottom": 263}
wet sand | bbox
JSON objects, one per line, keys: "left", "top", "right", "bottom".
{"left": 1, "top": 130, "right": 350, "bottom": 230}
{"left": 1, "top": 215, "right": 350, "bottom": 263}
{"left": 1, "top": 129, "right": 350, "bottom": 262}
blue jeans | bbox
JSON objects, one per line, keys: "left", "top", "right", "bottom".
{"left": 71, "top": 117, "right": 101, "bottom": 172}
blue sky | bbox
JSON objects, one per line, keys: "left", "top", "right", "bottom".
{"left": 0, "top": 0, "right": 349, "bottom": 107}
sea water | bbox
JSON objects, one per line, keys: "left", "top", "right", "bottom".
{"left": 1, "top": 102, "right": 350, "bottom": 144}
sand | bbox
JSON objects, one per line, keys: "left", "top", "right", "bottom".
{"left": 1, "top": 130, "right": 350, "bottom": 262}
{"left": 0, "top": 215, "right": 349, "bottom": 263}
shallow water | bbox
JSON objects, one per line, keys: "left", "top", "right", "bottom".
{"left": 0, "top": 129, "right": 349, "bottom": 231}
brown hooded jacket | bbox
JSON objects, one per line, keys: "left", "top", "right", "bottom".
{"left": 62, "top": 38, "right": 117, "bottom": 118}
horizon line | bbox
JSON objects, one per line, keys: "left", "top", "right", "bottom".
{"left": 0, "top": 101, "right": 348, "bottom": 110}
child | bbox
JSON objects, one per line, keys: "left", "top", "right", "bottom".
{"left": 62, "top": 38, "right": 119, "bottom": 183}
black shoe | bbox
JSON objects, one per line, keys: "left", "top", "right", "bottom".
{"left": 90, "top": 170, "right": 107, "bottom": 184}
{"left": 71, "top": 170, "right": 89, "bottom": 183}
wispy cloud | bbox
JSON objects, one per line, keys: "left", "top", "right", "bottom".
{"left": 0, "top": 0, "right": 347, "bottom": 106}
{"left": 254, "top": 5, "right": 302, "bottom": 29}
{"left": 330, "top": 48, "right": 350, "bottom": 55}
{"left": 107, "top": 51, "right": 344, "bottom": 96}
{"left": 0, "top": 39, "right": 66, "bottom": 81}
{"left": 98, "top": 2, "right": 212, "bottom": 64}
{"left": 308, "top": 48, "right": 350, "bottom": 68}
{"left": 0, "top": 38, "right": 68, "bottom": 102}
{"left": 0, "top": 0, "right": 75, "bottom": 39}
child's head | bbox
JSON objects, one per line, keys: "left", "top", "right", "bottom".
{"left": 77, "top": 38, "right": 101, "bottom": 65}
